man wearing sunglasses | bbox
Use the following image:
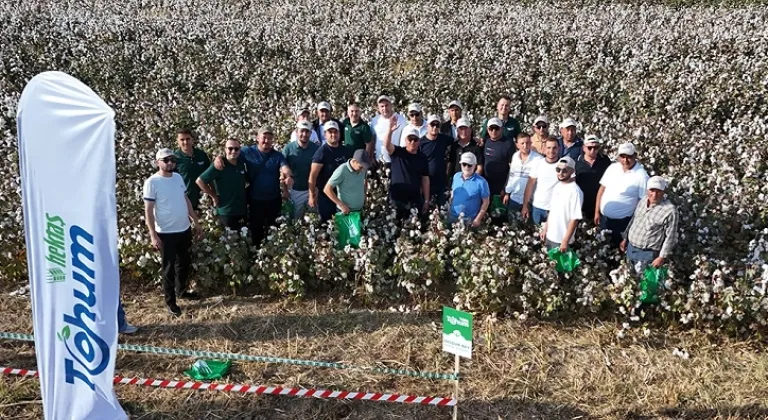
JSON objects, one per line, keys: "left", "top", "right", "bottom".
{"left": 144, "top": 148, "right": 204, "bottom": 317}
{"left": 479, "top": 94, "right": 521, "bottom": 143}
{"left": 419, "top": 114, "right": 453, "bottom": 207}
{"left": 448, "top": 118, "right": 483, "bottom": 178}
{"left": 309, "top": 121, "right": 353, "bottom": 222}
{"left": 531, "top": 115, "right": 549, "bottom": 154}
{"left": 575, "top": 135, "right": 611, "bottom": 222}
{"left": 173, "top": 128, "right": 211, "bottom": 212}
{"left": 404, "top": 103, "right": 428, "bottom": 138}
{"left": 522, "top": 137, "right": 561, "bottom": 224}
{"left": 196, "top": 139, "right": 248, "bottom": 231}
{"left": 449, "top": 153, "right": 490, "bottom": 227}
{"left": 283, "top": 120, "right": 320, "bottom": 220}
{"left": 482, "top": 117, "right": 517, "bottom": 207}
{"left": 541, "top": 156, "right": 583, "bottom": 252}
{"left": 383, "top": 118, "right": 430, "bottom": 220}
{"left": 595, "top": 142, "right": 649, "bottom": 248}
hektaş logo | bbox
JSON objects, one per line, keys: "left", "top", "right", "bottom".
{"left": 44, "top": 213, "right": 66, "bottom": 283}
{"left": 53, "top": 223, "right": 111, "bottom": 391}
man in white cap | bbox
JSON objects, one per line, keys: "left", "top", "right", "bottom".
{"left": 558, "top": 118, "right": 583, "bottom": 160}
{"left": 522, "top": 136, "right": 561, "bottom": 224}
{"left": 382, "top": 118, "right": 430, "bottom": 219}
{"left": 404, "top": 102, "right": 427, "bottom": 138}
{"left": 312, "top": 101, "right": 342, "bottom": 145}
{"left": 370, "top": 95, "right": 407, "bottom": 168}
{"left": 575, "top": 134, "right": 611, "bottom": 222}
{"left": 531, "top": 115, "right": 549, "bottom": 154}
{"left": 144, "top": 148, "right": 204, "bottom": 317}
{"left": 503, "top": 132, "right": 543, "bottom": 217}
{"left": 324, "top": 149, "right": 371, "bottom": 215}
{"left": 480, "top": 94, "right": 521, "bottom": 142}
{"left": 290, "top": 106, "right": 320, "bottom": 145}
{"left": 282, "top": 120, "right": 320, "bottom": 220}
{"left": 595, "top": 142, "right": 649, "bottom": 247}
{"left": 419, "top": 114, "right": 454, "bottom": 207}
{"left": 621, "top": 176, "right": 679, "bottom": 275}
{"left": 309, "top": 120, "right": 353, "bottom": 222}
{"left": 482, "top": 117, "right": 517, "bottom": 200}
{"left": 541, "top": 156, "right": 583, "bottom": 251}
{"left": 449, "top": 152, "right": 490, "bottom": 227}
{"left": 441, "top": 99, "right": 465, "bottom": 140}
{"left": 448, "top": 117, "right": 483, "bottom": 177}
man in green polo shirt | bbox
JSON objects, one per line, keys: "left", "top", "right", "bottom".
{"left": 282, "top": 120, "right": 320, "bottom": 220}
{"left": 342, "top": 102, "right": 373, "bottom": 157}
{"left": 196, "top": 139, "right": 248, "bottom": 230}
{"left": 479, "top": 94, "right": 521, "bottom": 142}
{"left": 324, "top": 149, "right": 370, "bottom": 214}
{"left": 174, "top": 128, "right": 211, "bottom": 211}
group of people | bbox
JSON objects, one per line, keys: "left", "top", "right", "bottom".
{"left": 140, "top": 95, "right": 680, "bottom": 317}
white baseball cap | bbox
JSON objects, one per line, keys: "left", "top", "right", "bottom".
{"left": 323, "top": 120, "right": 339, "bottom": 131}
{"left": 317, "top": 101, "right": 332, "bottom": 111}
{"left": 402, "top": 126, "right": 420, "bottom": 139}
{"left": 487, "top": 117, "right": 503, "bottom": 128}
{"left": 427, "top": 114, "right": 441, "bottom": 124}
{"left": 377, "top": 95, "right": 392, "bottom": 104}
{"left": 534, "top": 115, "right": 549, "bottom": 125}
{"left": 448, "top": 100, "right": 463, "bottom": 110}
{"left": 647, "top": 176, "right": 668, "bottom": 191}
{"left": 618, "top": 142, "right": 636, "bottom": 156}
{"left": 557, "top": 156, "right": 576, "bottom": 169}
{"left": 459, "top": 152, "right": 477, "bottom": 166}
{"left": 456, "top": 118, "right": 470, "bottom": 128}
{"left": 296, "top": 120, "right": 312, "bottom": 131}
{"left": 156, "top": 148, "right": 174, "bottom": 160}
{"left": 407, "top": 103, "right": 422, "bottom": 114}
{"left": 559, "top": 118, "right": 577, "bottom": 129}
{"left": 584, "top": 134, "right": 601, "bottom": 145}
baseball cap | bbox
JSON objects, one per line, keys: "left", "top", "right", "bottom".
{"left": 258, "top": 126, "right": 274, "bottom": 136}
{"left": 459, "top": 152, "right": 477, "bottom": 166}
{"left": 352, "top": 149, "right": 372, "bottom": 170}
{"left": 448, "top": 100, "right": 463, "bottom": 109}
{"left": 377, "top": 95, "right": 392, "bottom": 104}
{"left": 156, "top": 148, "right": 174, "bottom": 160}
{"left": 487, "top": 117, "right": 503, "bottom": 128}
{"left": 557, "top": 156, "right": 576, "bottom": 169}
{"left": 534, "top": 115, "right": 549, "bottom": 125}
{"left": 407, "top": 103, "right": 422, "bottom": 114}
{"left": 323, "top": 120, "right": 339, "bottom": 131}
{"left": 647, "top": 175, "right": 668, "bottom": 191}
{"left": 318, "top": 101, "right": 332, "bottom": 111}
{"left": 296, "top": 107, "right": 310, "bottom": 118}
{"left": 427, "top": 114, "right": 441, "bottom": 124}
{"left": 618, "top": 142, "right": 636, "bottom": 156}
{"left": 456, "top": 118, "right": 470, "bottom": 128}
{"left": 296, "top": 120, "right": 312, "bottom": 131}
{"left": 559, "top": 118, "right": 577, "bottom": 129}
{"left": 584, "top": 134, "right": 601, "bottom": 145}
{"left": 402, "top": 126, "right": 420, "bottom": 139}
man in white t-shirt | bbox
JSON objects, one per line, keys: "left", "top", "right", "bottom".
{"left": 370, "top": 95, "right": 407, "bottom": 167}
{"left": 143, "top": 148, "right": 204, "bottom": 317}
{"left": 289, "top": 106, "right": 320, "bottom": 145}
{"left": 595, "top": 142, "right": 649, "bottom": 248}
{"left": 503, "top": 132, "right": 542, "bottom": 218}
{"left": 522, "top": 136, "right": 561, "bottom": 224}
{"left": 541, "top": 156, "right": 584, "bottom": 251}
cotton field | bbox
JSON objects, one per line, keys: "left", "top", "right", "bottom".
{"left": 0, "top": 0, "right": 767, "bottom": 334}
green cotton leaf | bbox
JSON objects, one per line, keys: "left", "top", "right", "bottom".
{"left": 61, "top": 325, "right": 71, "bottom": 340}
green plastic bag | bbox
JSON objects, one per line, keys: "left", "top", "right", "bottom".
{"left": 184, "top": 359, "right": 231, "bottom": 381}
{"left": 281, "top": 200, "right": 295, "bottom": 218}
{"left": 490, "top": 195, "right": 506, "bottom": 216}
{"left": 335, "top": 211, "right": 362, "bottom": 248}
{"left": 640, "top": 266, "right": 668, "bottom": 304}
{"left": 547, "top": 248, "right": 581, "bottom": 273}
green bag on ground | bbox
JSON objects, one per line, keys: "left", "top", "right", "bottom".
{"left": 281, "top": 199, "right": 295, "bottom": 218}
{"left": 547, "top": 248, "right": 581, "bottom": 273}
{"left": 490, "top": 195, "right": 506, "bottom": 216}
{"left": 184, "top": 359, "right": 231, "bottom": 381}
{"left": 640, "top": 266, "right": 668, "bottom": 304}
{"left": 335, "top": 211, "right": 362, "bottom": 248}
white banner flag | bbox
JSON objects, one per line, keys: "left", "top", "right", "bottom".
{"left": 17, "top": 71, "right": 127, "bottom": 419}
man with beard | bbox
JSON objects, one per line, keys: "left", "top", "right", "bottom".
{"left": 522, "top": 137, "right": 561, "bottom": 224}
{"left": 283, "top": 120, "right": 320, "bottom": 220}
{"left": 575, "top": 135, "right": 611, "bottom": 222}
{"left": 541, "top": 156, "right": 583, "bottom": 251}
{"left": 309, "top": 121, "right": 353, "bottom": 222}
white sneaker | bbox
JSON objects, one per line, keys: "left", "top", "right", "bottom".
{"left": 119, "top": 323, "right": 138, "bottom": 334}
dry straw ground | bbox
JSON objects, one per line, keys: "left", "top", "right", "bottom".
{"left": 2, "top": 287, "right": 768, "bottom": 419}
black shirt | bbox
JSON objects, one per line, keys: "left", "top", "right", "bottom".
{"left": 482, "top": 137, "right": 517, "bottom": 195}
{"left": 389, "top": 146, "right": 429, "bottom": 204}
{"left": 575, "top": 153, "right": 612, "bottom": 219}
{"left": 448, "top": 139, "right": 484, "bottom": 176}
{"left": 418, "top": 134, "right": 453, "bottom": 193}
{"left": 312, "top": 143, "right": 352, "bottom": 189}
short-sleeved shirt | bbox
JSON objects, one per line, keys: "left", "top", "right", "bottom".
{"left": 448, "top": 139, "right": 484, "bottom": 176}
{"left": 239, "top": 146, "right": 288, "bottom": 201}
{"left": 328, "top": 161, "right": 367, "bottom": 211}
{"left": 450, "top": 172, "right": 490, "bottom": 220}
{"left": 529, "top": 159, "right": 560, "bottom": 211}
{"left": 312, "top": 143, "right": 353, "bottom": 190}
{"left": 198, "top": 159, "right": 247, "bottom": 216}
{"left": 173, "top": 148, "right": 210, "bottom": 209}
{"left": 480, "top": 116, "right": 521, "bottom": 142}
{"left": 371, "top": 113, "right": 407, "bottom": 163}
{"left": 143, "top": 172, "right": 190, "bottom": 233}
{"left": 389, "top": 146, "right": 429, "bottom": 203}
{"left": 342, "top": 118, "right": 373, "bottom": 151}
{"left": 282, "top": 141, "right": 320, "bottom": 191}
{"left": 504, "top": 150, "right": 543, "bottom": 204}
{"left": 482, "top": 137, "right": 517, "bottom": 195}
{"left": 418, "top": 134, "right": 453, "bottom": 193}
{"left": 546, "top": 181, "right": 584, "bottom": 245}
{"left": 599, "top": 162, "right": 649, "bottom": 219}
{"left": 575, "top": 153, "right": 612, "bottom": 218}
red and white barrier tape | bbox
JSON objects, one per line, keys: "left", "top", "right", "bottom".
{"left": 0, "top": 367, "right": 457, "bottom": 407}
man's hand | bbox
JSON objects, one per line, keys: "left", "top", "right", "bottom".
{"left": 339, "top": 203, "right": 351, "bottom": 215}
{"left": 213, "top": 155, "right": 225, "bottom": 170}
{"left": 651, "top": 257, "right": 666, "bottom": 268}
{"left": 502, "top": 194, "right": 509, "bottom": 206}
{"left": 539, "top": 227, "right": 546, "bottom": 241}
{"left": 559, "top": 240, "right": 569, "bottom": 253}
{"left": 211, "top": 195, "right": 220, "bottom": 208}
{"left": 521, "top": 206, "right": 530, "bottom": 221}
{"left": 422, "top": 201, "right": 430, "bottom": 214}
{"left": 475, "top": 136, "right": 484, "bottom": 147}
{"left": 150, "top": 232, "right": 162, "bottom": 251}
{"left": 593, "top": 212, "right": 601, "bottom": 226}
{"left": 284, "top": 176, "right": 294, "bottom": 190}
{"left": 308, "top": 193, "right": 317, "bottom": 208}
{"left": 389, "top": 115, "right": 400, "bottom": 132}
{"left": 620, "top": 239, "right": 627, "bottom": 253}
{"left": 471, "top": 217, "right": 482, "bottom": 228}
{"left": 194, "top": 223, "right": 203, "bottom": 240}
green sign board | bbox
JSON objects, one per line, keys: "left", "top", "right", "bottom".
{"left": 442, "top": 307, "right": 473, "bottom": 359}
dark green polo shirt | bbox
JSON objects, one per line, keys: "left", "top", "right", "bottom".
{"left": 479, "top": 116, "right": 522, "bottom": 142}
{"left": 342, "top": 118, "right": 373, "bottom": 151}
{"left": 174, "top": 148, "right": 210, "bottom": 209}
{"left": 198, "top": 159, "right": 247, "bottom": 216}
{"left": 282, "top": 140, "right": 319, "bottom": 191}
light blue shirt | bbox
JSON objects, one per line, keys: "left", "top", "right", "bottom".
{"left": 450, "top": 172, "right": 490, "bottom": 221}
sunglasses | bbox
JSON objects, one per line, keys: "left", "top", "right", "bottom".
{"left": 409, "top": 112, "right": 421, "bottom": 117}
{"left": 535, "top": 124, "right": 548, "bottom": 129}
{"left": 429, "top": 122, "right": 441, "bottom": 127}
{"left": 406, "top": 137, "right": 419, "bottom": 143}
{"left": 488, "top": 126, "right": 500, "bottom": 131}
{"left": 227, "top": 147, "right": 240, "bottom": 152}
{"left": 161, "top": 157, "right": 176, "bottom": 163}
{"left": 586, "top": 146, "right": 599, "bottom": 150}
{"left": 555, "top": 167, "right": 570, "bottom": 173}
{"left": 461, "top": 162, "right": 474, "bottom": 167}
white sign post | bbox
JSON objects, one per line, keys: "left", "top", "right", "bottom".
{"left": 17, "top": 71, "right": 127, "bottom": 419}
{"left": 443, "top": 307, "right": 473, "bottom": 420}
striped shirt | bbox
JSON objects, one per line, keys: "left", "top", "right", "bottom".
{"left": 624, "top": 198, "right": 679, "bottom": 258}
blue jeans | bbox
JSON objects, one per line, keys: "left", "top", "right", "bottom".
{"left": 117, "top": 302, "right": 126, "bottom": 331}
{"left": 318, "top": 191, "right": 337, "bottom": 222}
{"left": 626, "top": 243, "right": 659, "bottom": 276}
{"left": 532, "top": 207, "right": 549, "bottom": 225}
{"left": 600, "top": 215, "right": 632, "bottom": 248}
